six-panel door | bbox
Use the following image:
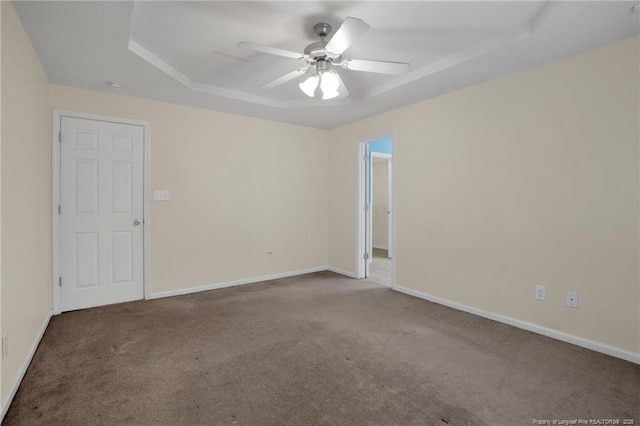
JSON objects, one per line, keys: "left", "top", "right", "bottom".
{"left": 60, "top": 116, "right": 144, "bottom": 311}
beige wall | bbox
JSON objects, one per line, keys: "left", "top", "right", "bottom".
{"left": 329, "top": 37, "right": 640, "bottom": 354}
{"left": 1, "top": 0, "right": 52, "bottom": 405}
{"left": 50, "top": 85, "right": 328, "bottom": 295}
{"left": 372, "top": 158, "right": 389, "bottom": 248}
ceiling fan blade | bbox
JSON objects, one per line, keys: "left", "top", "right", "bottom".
{"left": 261, "top": 67, "right": 308, "bottom": 89}
{"left": 341, "top": 59, "right": 410, "bottom": 75}
{"left": 237, "top": 42, "right": 304, "bottom": 60}
{"left": 325, "top": 17, "right": 370, "bottom": 55}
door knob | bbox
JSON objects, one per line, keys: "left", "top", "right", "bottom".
{"left": 133, "top": 219, "right": 141, "bottom": 226}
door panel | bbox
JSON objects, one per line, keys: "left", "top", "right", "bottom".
{"left": 60, "top": 116, "right": 144, "bottom": 311}
{"left": 74, "top": 159, "right": 99, "bottom": 214}
{"left": 111, "top": 161, "right": 133, "bottom": 213}
{"left": 74, "top": 232, "right": 99, "bottom": 288}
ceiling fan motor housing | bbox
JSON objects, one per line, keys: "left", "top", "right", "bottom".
{"left": 304, "top": 42, "right": 341, "bottom": 64}
{"left": 304, "top": 41, "right": 329, "bottom": 60}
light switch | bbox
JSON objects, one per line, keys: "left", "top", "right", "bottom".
{"left": 153, "top": 190, "right": 170, "bottom": 201}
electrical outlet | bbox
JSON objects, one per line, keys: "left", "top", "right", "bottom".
{"left": 153, "top": 190, "right": 170, "bottom": 201}
{"left": 2, "top": 334, "right": 8, "bottom": 359}
{"left": 535, "top": 285, "right": 546, "bottom": 301}
{"left": 267, "top": 251, "right": 273, "bottom": 260}
{"left": 566, "top": 291, "right": 579, "bottom": 309}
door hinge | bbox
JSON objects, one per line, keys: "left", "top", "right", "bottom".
{"left": 364, "top": 252, "right": 370, "bottom": 260}
{"left": 364, "top": 152, "right": 369, "bottom": 162}
{"left": 365, "top": 203, "right": 370, "bottom": 211}
{"left": 58, "top": 277, "right": 62, "bottom": 287}
{"left": 58, "top": 205, "right": 61, "bottom": 215}
{"left": 58, "top": 132, "right": 62, "bottom": 143}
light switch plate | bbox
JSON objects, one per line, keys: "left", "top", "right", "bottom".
{"left": 535, "top": 285, "right": 546, "bottom": 301}
{"left": 153, "top": 190, "right": 170, "bottom": 201}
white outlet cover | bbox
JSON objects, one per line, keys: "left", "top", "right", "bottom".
{"left": 566, "top": 291, "right": 579, "bottom": 308}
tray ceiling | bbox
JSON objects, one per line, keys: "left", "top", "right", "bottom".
{"left": 13, "top": 1, "right": 640, "bottom": 129}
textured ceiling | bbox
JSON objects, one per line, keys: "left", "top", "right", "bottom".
{"left": 13, "top": 1, "right": 640, "bottom": 129}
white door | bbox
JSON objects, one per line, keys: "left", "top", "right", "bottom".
{"left": 60, "top": 116, "right": 144, "bottom": 311}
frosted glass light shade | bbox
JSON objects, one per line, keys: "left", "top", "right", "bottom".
{"left": 322, "top": 90, "right": 339, "bottom": 100}
{"left": 321, "top": 71, "right": 339, "bottom": 92}
{"left": 320, "top": 71, "right": 340, "bottom": 100}
{"left": 298, "top": 70, "right": 341, "bottom": 100}
{"left": 298, "top": 75, "right": 319, "bottom": 97}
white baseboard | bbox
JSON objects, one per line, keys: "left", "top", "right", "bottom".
{"left": 327, "top": 266, "right": 358, "bottom": 279}
{"left": 149, "top": 266, "right": 328, "bottom": 299}
{"left": 372, "top": 244, "right": 388, "bottom": 250}
{"left": 393, "top": 285, "right": 640, "bottom": 365}
{"left": 1, "top": 310, "right": 53, "bottom": 421}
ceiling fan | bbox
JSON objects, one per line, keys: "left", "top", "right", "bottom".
{"left": 237, "top": 17, "right": 410, "bottom": 100}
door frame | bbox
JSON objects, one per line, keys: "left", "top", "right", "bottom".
{"left": 356, "top": 133, "right": 396, "bottom": 287}
{"left": 52, "top": 109, "right": 151, "bottom": 315}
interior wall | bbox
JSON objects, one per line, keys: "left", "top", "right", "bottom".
{"left": 372, "top": 158, "right": 389, "bottom": 249}
{"left": 1, "top": 0, "right": 52, "bottom": 406}
{"left": 328, "top": 36, "right": 640, "bottom": 354}
{"left": 50, "top": 85, "right": 328, "bottom": 295}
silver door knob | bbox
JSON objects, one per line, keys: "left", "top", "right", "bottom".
{"left": 133, "top": 219, "right": 141, "bottom": 226}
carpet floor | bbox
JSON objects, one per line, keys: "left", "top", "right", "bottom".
{"left": 4, "top": 271, "right": 639, "bottom": 425}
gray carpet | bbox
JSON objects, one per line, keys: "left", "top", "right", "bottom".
{"left": 4, "top": 271, "right": 639, "bottom": 425}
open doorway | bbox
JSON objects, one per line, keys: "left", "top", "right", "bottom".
{"left": 371, "top": 153, "right": 392, "bottom": 284}
{"left": 358, "top": 136, "right": 393, "bottom": 286}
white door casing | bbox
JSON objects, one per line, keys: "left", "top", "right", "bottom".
{"left": 58, "top": 115, "right": 145, "bottom": 311}
{"left": 357, "top": 134, "right": 395, "bottom": 285}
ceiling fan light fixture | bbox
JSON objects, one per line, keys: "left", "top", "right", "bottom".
{"left": 240, "top": 17, "right": 410, "bottom": 102}
{"left": 298, "top": 74, "right": 319, "bottom": 97}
